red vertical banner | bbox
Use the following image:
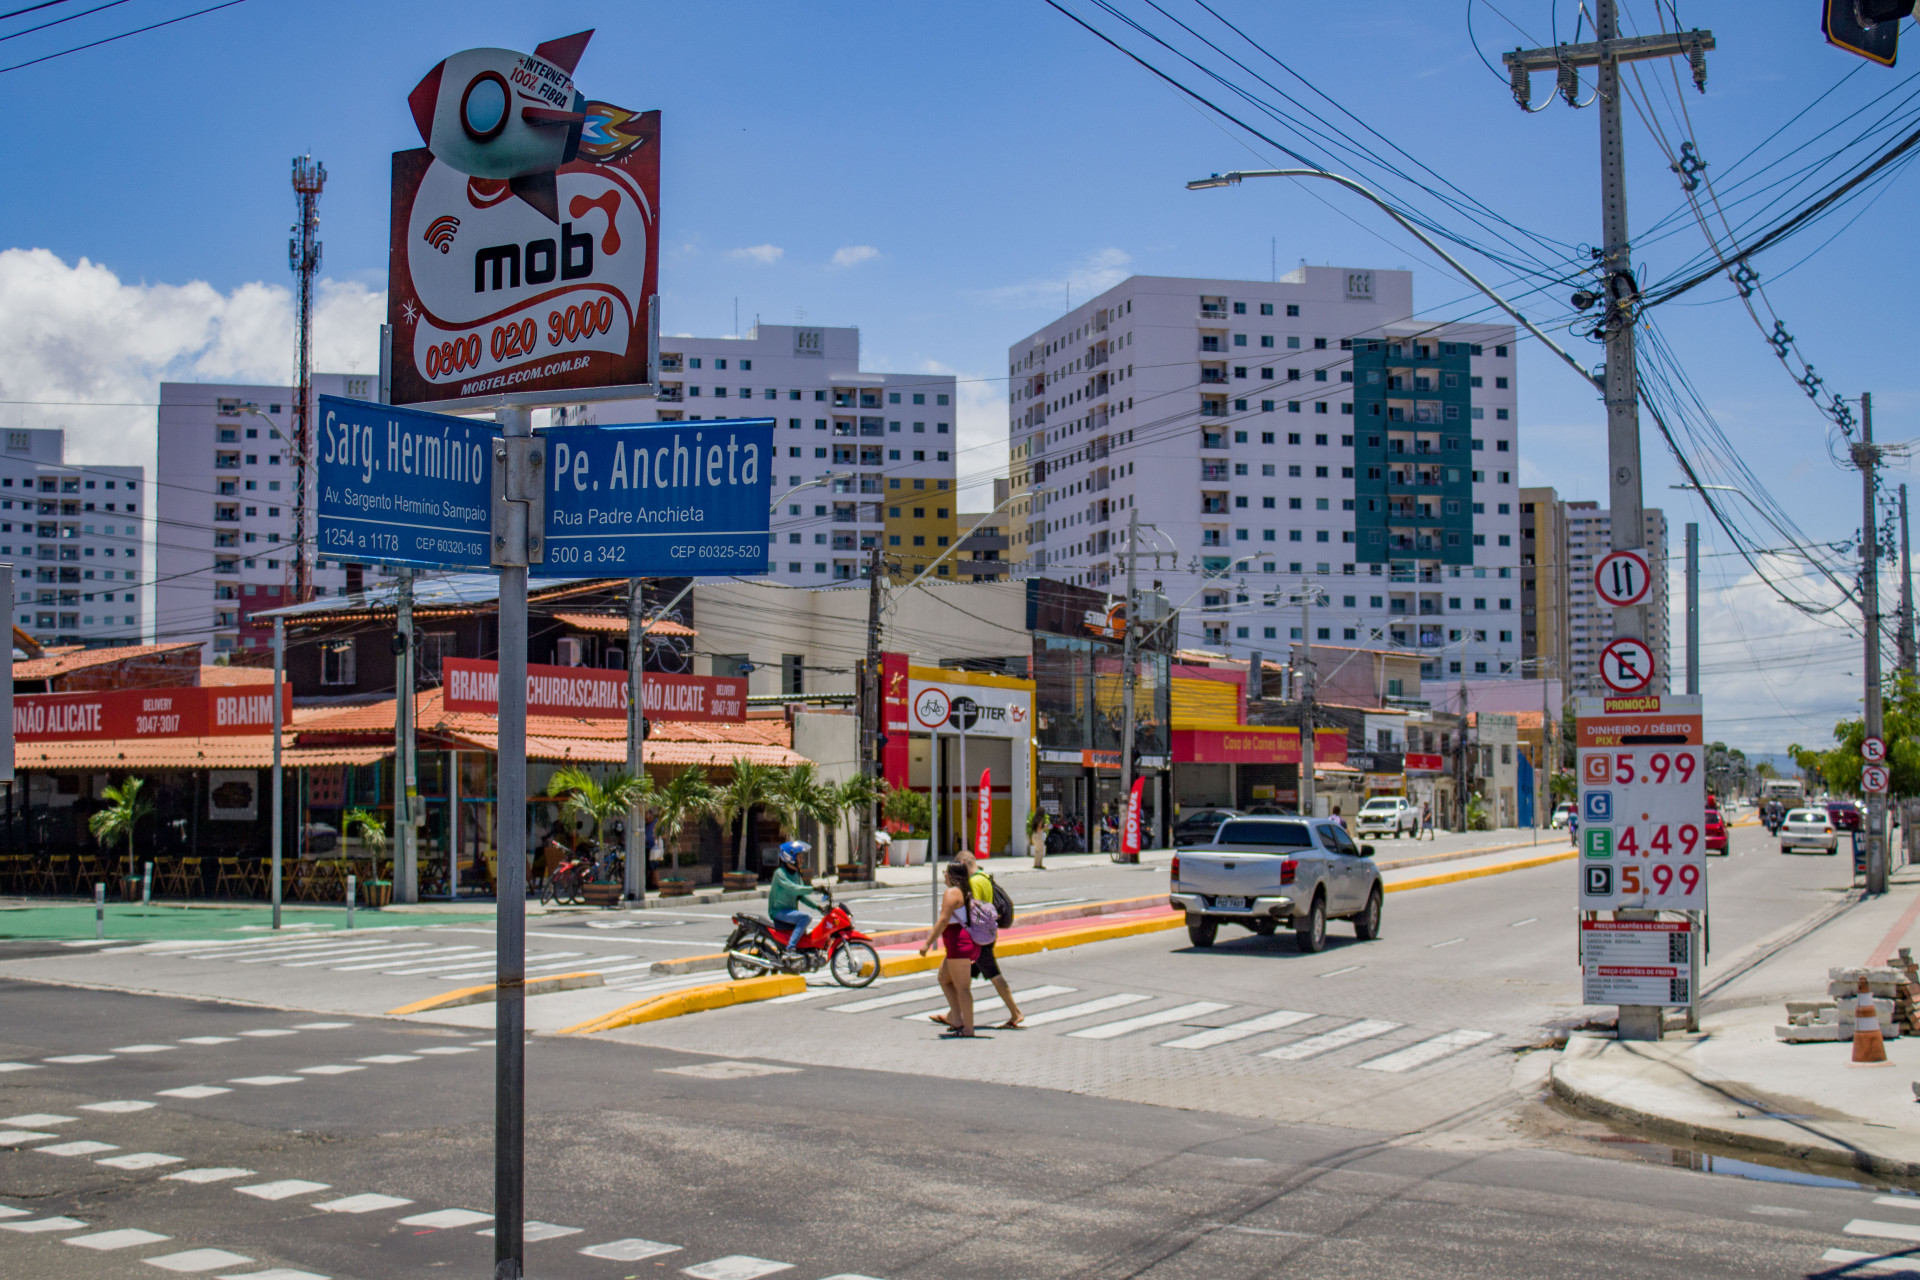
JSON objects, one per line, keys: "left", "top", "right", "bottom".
{"left": 880, "top": 650, "right": 910, "bottom": 788}
{"left": 975, "top": 768, "right": 993, "bottom": 859}
{"left": 1121, "top": 776, "right": 1146, "bottom": 862}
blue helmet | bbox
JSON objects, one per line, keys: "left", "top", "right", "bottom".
{"left": 778, "top": 840, "right": 811, "bottom": 869}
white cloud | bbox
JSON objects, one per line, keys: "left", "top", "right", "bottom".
{"left": 830, "top": 245, "right": 880, "bottom": 269}
{"left": 0, "top": 248, "right": 381, "bottom": 468}
{"left": 975, "top": 247, "right": 1134, "bottom": 310}
{"left": 727, "top": 244, "right": 784, "bottom": 265}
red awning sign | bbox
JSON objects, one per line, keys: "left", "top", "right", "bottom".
{"left": 14, "top": 685, "right": 292, "bottom": 742}
{"left": 441, "top": 658, "right": 745, "bottom": 722}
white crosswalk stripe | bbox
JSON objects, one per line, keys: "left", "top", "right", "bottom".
{"left": 1159, "top": 1009, "right": 1314, "bottom": 1050}
{"left": 1260, "top": 1019, "right": 1400, "bottom": 1061}
{"left": 905, "top": 985, "right": 1078, "bottom": 1026}
{"left": 1822, "top": 1248, "right": 1920, "bottom": 1276}
{"left": 828, "top": 984, "right": 944, "bottom": 1014}
{"left": 1018, "top": 993, "right": 1152, "bottom": 1027}
{"left": 1069, "top": 1001, "right": 1232, "bottom": 1040}
{"left": 1847, "top": 1220, "right": 1920, "bottom": 1244}
{"left": 1357, "top": 1029, "right": 1494, "bottom": 1072}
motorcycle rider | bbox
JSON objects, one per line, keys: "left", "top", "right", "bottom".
{"left": 768, "top": 840, "right": 824, "bottom": 959}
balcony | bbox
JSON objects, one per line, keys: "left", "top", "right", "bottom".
{"left": 215, "top": 453, "right": 240, "bottom": 470}
{"left": 218, "top": 480, "right": 237, "bottom": 496}
{"left": 1202, "top": 431, "right": 1227, "bottom": 449}
{"left": 658, "top": 356, "right": 683, "bottom": 372}
{"left": 833, "top": 392, "right": 855, "bottom": 408}
{"left": 1201, "top": 531, "right": 1225, "bottom": 547}
{"left": 1200, "top": 369, "right": 1228, "bottom": 385}
{"left": 860, "top": 419, "right": 883, "bottom": 437}
{"left": 657, "top": 387, "right": 683, "bottom": 403}
{"left": 1200, "top": 336, "right": 1223, "bottom": 353}
{"left": 1200, "top": 400, "right": 1226, "bottom": 418}
{"left": 1201, "top": 497, "right": 1227, "bottom": 515}
{"left": 215, "top": 505, "right": 239, "bottom": 522}
{"left": 859, "top": 393, "right": 880, "bottom": 409}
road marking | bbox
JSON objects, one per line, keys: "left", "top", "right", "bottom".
{"left": 111, "top": 1044, "right": 176, "bottom": 1054}
{"left": 327, "top": 947, "right": 491, "bottom": 972}
{"left": 659, "top": 1061, "right": 801, "bottom": 1080}
{"left": 1018, "top": 994, "right": 1153, "bottom": 1027}
{"left": 681, "top": 1257, "right": 795, "bottom": 1280}
{"left": 1428, "top": 938, "right": 1465, "bottom": 949}
{"left": 1821, "top": 1248, "right": 1920, "bottom": 1276}
{"left": 0, "top": 1206, "right": 24, "bottom": 1219}
{"left": 96, "top": 1153, "right": 184, "bottom": 1170}
{"left": 45, "top": 1054, "right": 112, "bottom": 1064}
{"left": 379, "top": 952, "right": 514, "bottom": 975}
{"left": 1, "top": 1114, "right": 74, "bottom": 1126}
{"left": 162, "top": 1168, "right": 254, "bottom": 1183}
{"left": 827, "top": 984, "right": 943, "bottom": 1013}
{"left": 314, "top": 1193, "right": 413, "bottom": 1214}
{"left": 765, "top": 990, "right": 831, "bottom": 1005}
{"left": 1509, "top": 918, "right": 1538, "bottom": 927}
{"left": 423, "top": 953, "right": 588, "bottom": 980}
{"left": 899, "top": 985, "right": 1076, "bottom": 1023}
{"left": 579, "top": 1238, "right": 680, "bottom": 1261}
{"left": 1317, "top": 965, "right": 1362, "bottom": 978}
{"left": 296, "top": 1066, "right": 363, "bottom": 1076}
{"left": 0, "top": 1063, "right": 41, "bottom": 1072}
{"left": 178, "top": 1037, "right": 237, "bottom": 1046}
{"left": 399, "top": 1208, "right": 493, "bottom": 1229}
{"left": 1160, "top": 1009, "right": 1315, "bottom": 1050}
{"left": 283, "top": 945, "right": 451, "bottom": 969}
{"left": 37, "top": 1141, "right": 118, "bottom": 1157}
{"left": 228, "top": 1076, "right": 303, "bottom": 1086}
{"left": 1070, "top": 1001, "right": 1233, "bottom": 1040}
{"left": 416, "top": 1046, "right": 477, "bottom": 1056}
{"left": 64, "top": 1228, "right": 170, "bottom": 1250}
{"left": 207, "top": 1269, "right": 329, "bottom": 1280}
{"left": 238, "top": 1029, "right": 299, "bottom": 1038}
{"left": 291, "top": 1022, "right": 353, "bottom": 1030}
{"left": 230, "top": 942, "right": 397, "bottom": 964}
{"left": 0, "top": 1130, "right": 56, "bottom": 1145}
{"left": 81, "top": 1100, "right": 157, "bottom": 1113}
{"left": 357, "top": 1055, "right": 421, "bottom": 1065}
{"left": 156, "top": 1086, "right": 231, "bottom": 1099}
{"left": 236, "top": 1180, "right": 330, "bottom": 1201}
{"left": 1745, "top": 1206, "right": 1805, "bottom": 1216}
{"left": 478, "top": 1222, "right": 582, "bottom": 1242}
{"left": 1848, "top": 1220, "right": 1920, "bottom": 1243}
{"left": 1875, "top": 1197, "right": 1920, "bottom": 1211}
{"left": 143, "top": 1247, "right": 256, "bottom": 1271}
{"left": 0, "top": 1216, "right": 88, "bottom": 1232}
{"left": 1357, "top": 1029, "right": 1496, "bottom": 1072}
{"left": 1261, "top": 1019, "right": 1400, "bottom": 1061}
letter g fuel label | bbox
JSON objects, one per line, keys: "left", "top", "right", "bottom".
{"left": 534, "top": 417, "right": 773, "bottom": 577}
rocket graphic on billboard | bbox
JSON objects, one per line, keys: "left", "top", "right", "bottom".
{"left": 388, "top": 29, "right": 659, "bottom": 407}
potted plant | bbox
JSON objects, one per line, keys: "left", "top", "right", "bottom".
{"left": 828, "top": 773, "right": 881, "bottom": 879}
{"left": 715, "top": 757, "right": 783, "bottom": 891}
{"left": 650, "top": 767, "right": 716, "bottom": 897}
{"left": 88, "top": 776, "right": 151, "bottom": 901}
{"left": 882, "top": 785, "right": 931, "bottom": 866}
{"left": 341, "top": 809, "right": 392, "bottom": 907}
{"left": 548, "top": 765, "right": 650, "bottom": 906}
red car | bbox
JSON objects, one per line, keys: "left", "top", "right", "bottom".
{"left": 1827, "top": 800, "right": 1863, "bottom": 832}
{"left": 1704, "top": 810, "right": 1728, "bottom": 856}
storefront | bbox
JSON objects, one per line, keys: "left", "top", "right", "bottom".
{"left": 1171, "top": 724, "right": 1350, "bottom": 815}
{"left": 884, "top": 658, "right": 1035, "bottom": 859}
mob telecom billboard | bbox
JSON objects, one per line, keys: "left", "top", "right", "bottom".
{"left": 389, "top": 30, "right": 659, "bottom": 407}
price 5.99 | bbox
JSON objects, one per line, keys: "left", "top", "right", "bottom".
{"left": 1616, "top": 858, "right": 1701, "bottom": 897}
{"left": 1608, "top": 751, "right": 1698, "bottom": 785}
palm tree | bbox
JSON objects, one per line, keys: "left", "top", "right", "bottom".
{"left": 715, "top": 757, "right": 785, "bottom": 875}
{"left": 651, "top": 766, "right": 718, "bottom": 872}
{"left": 771, "top": 762, "right": 837, "bottom": 874}
{"left": 548, "top": 766, "right": 651, "bottom": 851}
{"left": 828, "top": 773, "right": 882, "bottom": 872}
{"left": 88, "top": 776, "right": 152, "bottom": 899}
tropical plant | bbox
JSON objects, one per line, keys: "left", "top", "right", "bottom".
{"left": 1464, "top": 793, "right": 1489, "bottom": 832}
{"left": 1548, "top": 771, "right": 1577, "bottom": 803}
{"left": 88, "top": 776, "right": 152, "bottom": 898}
{"left": 548, "top": 766, "right": 652, "bottom": 851}
{"left": 882, "top": 783, "right": 931, "bottom": 838}
{"left": 343, "top": 807, "right": 389, "bottom": 855}
{"left": 715, "top": 758, "right": 785, "bottom": 874}
{"left": 650, "top": 766, "right": 718, "bottom": 868}
{"left": 769, "top": 762, "right": 838, "bottom": 872}
{"left": 826, "top": 773, "right": 882, "bottom": 868}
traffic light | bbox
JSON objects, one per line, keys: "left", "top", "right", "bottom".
{"left": 1824, "top": 0, "right": 1914, "bottom": 66}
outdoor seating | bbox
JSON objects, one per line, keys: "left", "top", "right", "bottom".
{"left": 0, "top": 853, "right": 28, "bottom": 893}
{"left": 29, "top": 853, "right": 66, "bottom": 895}
{"left": 213, "top": 857, "right": 254, "bottom": 898}
{"left": 156, "top": 856, "right": 200, "bottom": 897}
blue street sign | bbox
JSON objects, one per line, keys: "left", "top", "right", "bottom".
{"left": 535, "top": 418, "right": 773, "bottom": 578}
{"left": 316, "top": 395, "right": 494, "bottom": 571}
{"left": 1583, "top": 790, "right": 1613, "bottom": 824}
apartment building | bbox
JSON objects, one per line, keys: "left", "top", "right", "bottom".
{"left": 0, "top": 428, "right": 145, "bottom": 648}
{"left": 1006, "top": 269, "right": 1524, "bottom": 680}
{"left": 156, "top": 375, "right": 376, "bottom": 657}
{"left": 1520, "top": 486, "right": 1571, "bottom": 686}
{"left": 1563, "top": 500, "right": 1671, "bottom": 694}
{"left": 556, "top": 324, "right": 958, "bottom": 583}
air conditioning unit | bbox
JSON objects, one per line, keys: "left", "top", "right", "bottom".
{"left": 604, "top": 645, "right": 626, "bottom": 670}
{"left": 555, "top": 637, "right": 585, "bottom": 668}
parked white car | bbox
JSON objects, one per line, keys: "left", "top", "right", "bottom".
{"left": 1550, "top": 802, "right": 1575, "bottom": 829}
{"left": 1779, "top": 807, "right": 1838, "bottom": 855}
{"left": 1355, "top": 796, "right": 1420, "bottom": 838}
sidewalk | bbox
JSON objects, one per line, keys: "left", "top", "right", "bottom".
{"left": 1550, "top": 863, "right": 1920, "bottom": 1179}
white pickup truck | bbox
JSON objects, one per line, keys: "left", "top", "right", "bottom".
{"left": 1355, "top": 795, "right": 1420, "bottom": 838}
{"left": 1168, "top": 816, "right": 1383, "bottom": 953}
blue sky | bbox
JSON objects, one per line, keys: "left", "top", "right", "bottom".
{"left": 0, "top": 0, "right": 1912, "bottom": 751}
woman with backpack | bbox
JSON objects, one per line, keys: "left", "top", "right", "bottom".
{"left": 954, "top": 852, "right": 1021, "bottom": 1028}
{"left": 918, "top": 860, "right": 983, "bottom": 1038}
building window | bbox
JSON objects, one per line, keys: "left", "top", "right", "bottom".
{"left": 320, "top": 640, "right": 356, "bottom": 686}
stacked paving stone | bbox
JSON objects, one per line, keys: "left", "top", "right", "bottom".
{"left": 1776, "top": 959, "right": 1912, "bottom": 1043}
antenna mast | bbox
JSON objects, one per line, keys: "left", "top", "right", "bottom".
{"left": 289, "top": 155, "right": 326, "bottom": 604}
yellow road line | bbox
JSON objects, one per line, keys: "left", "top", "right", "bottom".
{"left": 1385, "top": 849, "right": 1575, "bottom": 893}
{"left": 558, "top": 973, "right": 802, "bottom": 1035}
{"left": 386, "top": 971, "right": 604, "bottom": 1016}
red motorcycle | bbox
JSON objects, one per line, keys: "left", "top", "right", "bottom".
{"left": 725, "top": 887, "right": 880, "bottom": 987}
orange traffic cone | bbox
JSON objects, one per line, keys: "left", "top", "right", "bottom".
{"left": 1853, "top": 976, "right": 1888, "bottom": 1065}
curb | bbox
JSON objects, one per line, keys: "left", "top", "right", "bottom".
{"left": 386, "top": 971, "right": 604, "bottom": 1016}
{"left": 1385, "top": 849, "right": 1574, "bottom": 893}
{"left": 558, "top": 973, "right": 802, "bottom": 1035}
{"left": 877, "top": 910, "right": 1186, "bottom": 978}
{"left": 1547, "top": 1045, "right": 1920, "bottom": 1181}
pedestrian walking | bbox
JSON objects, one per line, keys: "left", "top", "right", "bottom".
{"left": 917, "top": 860, "right": 980, "bottom": 1038}
{"left": 953, "top": 852, "right": 1021, "bottom": 1028}
{"left": 1329, "top": 804, "right": 1346, "bottom": 831}
{"left": 1421, "top": 800, "right": 1434, "bottom": 841}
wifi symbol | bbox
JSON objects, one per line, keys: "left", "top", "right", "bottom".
{"left": 424, "top": 216, "right": 460, "bottom": 254}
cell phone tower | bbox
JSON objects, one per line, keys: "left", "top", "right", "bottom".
{"left": 288, "top": 154, "right": 326, "bottom": 604}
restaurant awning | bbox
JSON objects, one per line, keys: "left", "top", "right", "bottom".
{"left": 15, "top": 739, "right": 391, "bottom": 770}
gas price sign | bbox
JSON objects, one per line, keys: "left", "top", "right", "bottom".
{"left": 1575, "top": 693, "right": 1706, "bottom": 910}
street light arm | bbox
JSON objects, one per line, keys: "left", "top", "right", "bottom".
{"left": 1187, "top": 169, "right": 1601, "bottom": 394}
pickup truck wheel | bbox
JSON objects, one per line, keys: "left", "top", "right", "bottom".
{"left": 1354, "top": 888, "right": 1383, "bottom": 941}
{"left": 1295, "top": 895, "right": 1327, "bottom": 954}
{"left": 1187, "top": 919, "right": 1218, "bottom": 948}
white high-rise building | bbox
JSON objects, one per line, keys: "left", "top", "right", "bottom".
{"left": 0, "top": 428, "right": 145, "bottom": 648}
{"left": 1564, "top": 501, "right": 1671, "bottom": 694}
{"left": 156, "top": 375, "right": 376, "bottom": 657}
{"left": 557, "top": 324, "right": 959, "bottom": 584}
{"left": 1007, "top": 269, "right": 1525, "bottom": 682}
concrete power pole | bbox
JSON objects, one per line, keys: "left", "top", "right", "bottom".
{"left": 1900, "top": 484, "right": 1916, "bottom": 677}
{"left": 394, "top": 568, "right": 417, "bottom": 903}
{"left": 288, "top": 156, "right": 325, "bottom": 605}
{"left": 1118, "top": 508, "right": 1140, "bottom": 862}
{"left": 860, "top": 545, "right": 883, "bottom": 878}
{"left": 1858, "top": 393, "right": 1888, "bottom": 897}
{"left": 625, "top": 578, "right": 645, "bottom": 901}
{"left": 1685, "top": 522, "right": 1700, "bottom": 696}
{"left": 1299, "top": 589, "right": 1316, "bottom": 817}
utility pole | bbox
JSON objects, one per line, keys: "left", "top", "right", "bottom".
{"left": 624, "top": 577, "right": 645, "bottom": 901}
{"left": 1900, "top": 484, "right": 1916, "bottom": 677}
{"left": 1505, "top": 1, "right": 1714, "bottom": 1044}
{"left": 271, "top": 616, "right": 284, "bottom": 931}
{"left": 287, "top": 155, "right": 325, "bottom": 605}
{"left": 1685, "top": 522, "right": 1700, "bottom": 696}
{"left": 1299, "top": 586, "right": 1316, "bottom": 816}
{"left": 1456, "top": 672, "right": 1470, "bottom": 833}
{"left": 1117, "top": 508, "right": 1141, "bottom": 861}
{"left": 393, "top": 568, "right": 417, "bottom": 902}
{"left": 859, "top": 545, "right": 882, "bottom": 878}
{"left": 1858, "top": 393, "right": 1888, "bottom": 897}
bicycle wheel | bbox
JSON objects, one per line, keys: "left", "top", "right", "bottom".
{"left": 538, "top": 875, "right": 558, "bottom": 906}
{"left": 565, "top": 869, "right": 587, "bottom": 905}
{"left": 829, "top": 939, "right": 880, "bottom": 988}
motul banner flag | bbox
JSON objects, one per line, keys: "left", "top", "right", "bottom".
{"left": 1121, "top": 775, "right": 1145, "bottom": 861}
{"left": 442, "top": 657, "right": 744, "bottom": 722}
{"left": 974, "top": 767, "right": 992, "bottom": 859}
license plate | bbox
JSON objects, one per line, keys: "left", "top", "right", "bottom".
{"left": 1212, "top": 896, "right": 1250, "bottom": 911}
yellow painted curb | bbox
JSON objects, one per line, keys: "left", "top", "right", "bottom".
{"left": 559, "top": 973, "right": 803, "bottom": 1035}
{"left": 1385, "top": 849, "right": 1575, "bottom": 893}
{"left": 386, "top": 971, "right": 604, "bottom": 1016}
{"left": 879, "top": 911, "right": 1186, "bottom": 977}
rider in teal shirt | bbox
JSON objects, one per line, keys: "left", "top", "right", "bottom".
{"left": 768, "top": 841, "right": 822, "bottom": 955}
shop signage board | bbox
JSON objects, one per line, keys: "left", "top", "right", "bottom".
{"left": 1575, "top": 694, "right": 1706, "bottom": 910}
{"left": 316, "top": 395, "right": 495, "bottom": 571}
{"left": 1580, "top": 919, "right": 1693, "bottom": 1006}
{"left": 441, "top": 657, "right": 743, "bottom": 722}
{"left": 1169, "top": 726, "right": 1349, "bottom": 766}
{"left": 1404, "top": 751, "right": 1445, "bottom": 773}
{"left": 535, "top": 419, "right": 773, "bottom": 577}
{"left": 13, "top": 685, "right": 293, "bottom": 741}
{"left": 907, "top": 677, "right": 1029, "bottom": 739}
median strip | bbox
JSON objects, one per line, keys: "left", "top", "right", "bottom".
{"left": 558, "top": 974, "right": 802, "bottom": 1035}
{"left": 386, "top": 971, "right": 603, "bottom": 1016}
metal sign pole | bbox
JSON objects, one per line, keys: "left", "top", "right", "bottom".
{"left": 930, "top": 727, "right": 942, "bottom": 927}
{"left": 271, "top": 616, "right": 284, "bottom": 931}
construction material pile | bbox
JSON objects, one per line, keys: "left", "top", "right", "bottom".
{"left": 1775, "top": 949, "right": 1920, "bottom": 1043}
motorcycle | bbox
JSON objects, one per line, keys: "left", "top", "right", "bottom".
{"left": 724, "top": 886, "right": 880, "bottom": 987}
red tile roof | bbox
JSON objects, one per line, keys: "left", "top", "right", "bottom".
{"left": 15, "top": 739, "right": 388, "bottom": 770}
{"left": 552, "top": 611, "right": 696, "bottom": 637}
{"left": 14, "top": 642, "right": 201, "bottom": 682}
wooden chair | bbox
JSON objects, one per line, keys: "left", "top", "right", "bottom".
{"left": 73, "top": 852, "right": 108, "bottom": 897}
{"left": 0, "top": 854, "right": 27, "bottom": 894}
{"left": 29, "top": 853, "right": 67, "bottom": 896}
{"left": 213, "top": 857, "right": 251, "bottom": 898}
{"left": 280, "top": 857, "right": 307, "bottom": 903}
{"left": 161, "top": 857, "right": 204, "bottom": 898}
